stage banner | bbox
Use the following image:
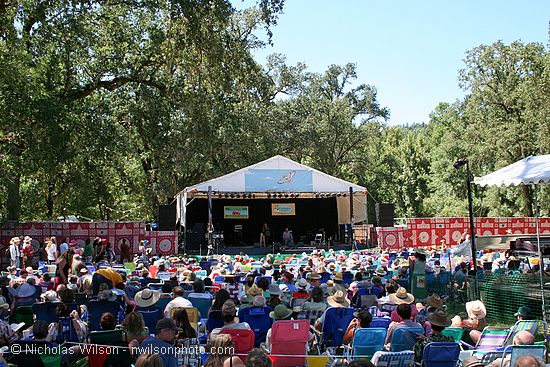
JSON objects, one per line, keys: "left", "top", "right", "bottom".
{"left": 224, "top": 206, "right": 249, "bottom": 219}
{"left": 245, "top": 169, "right": 313, "bottom": 192}
{"left": 271, "top": 203, "right": 296, "bottom": 216}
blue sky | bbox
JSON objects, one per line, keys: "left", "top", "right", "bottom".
{"left": 239, "top": 0, "right": 550, "bottom": 125}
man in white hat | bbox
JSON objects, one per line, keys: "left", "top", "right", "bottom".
{"left": 9, "top": 237, "right": 21, "bottom": 268}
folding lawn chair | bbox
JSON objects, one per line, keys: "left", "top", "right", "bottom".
{"left": 296, "top": 309, "right": 325, "bottom": 326}
{"left": 270, "top": 319, "right": 310, "bottom": 367}
{"left": 87, "top": 299, "right": 123, "bottom": 331}
{"left": 220, "top": 329, "right": 255, "bottom": 364}
{"left": 370, "top": 317, "right": 392, "bottom": 329}
{"left": 442, "top": 327, "right": 464, "bottom": 342}
{"left": 502, "top": 344, "right": 546, "bottom": 367}
{"left": 421, "top": 342, "right": 460, "bottom": 367}
{"left": 373, "top": 351, "right": 415, "bottom": 367}
{"left": 319, "top": 307, "right": 357, "bottom": 354}
{"left": 238, "top": 306, "right": 273, "bottom": 347}
{"left": 347, "top": 327, "right": 387, "bottom": 360}
{"left": 461, "top": 326, "right": 509, "bottom": 351}
{"left": 390, "top": 327, "right": 425, "bottom": 352}
{"left": 502, "top": 320, "right": 539, "bottom": 347}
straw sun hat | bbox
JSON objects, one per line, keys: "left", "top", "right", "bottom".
{"left": 327, "top": 290, "right": 350, "bottom": 308}
{"left": 135, "top": 289, "right": 161, "bottom": 308}
{"left": 466, "top": 300, "right": 486, "bottom": 319}
{"left": 389, "top": 287, "right": 415, "bottom": 305}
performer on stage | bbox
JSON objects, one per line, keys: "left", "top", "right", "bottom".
{"left": 260, "top": 222, "right": 271, "bottom": 247}
{"left": 282, "top": 227, "right": 294, "bottom": 247}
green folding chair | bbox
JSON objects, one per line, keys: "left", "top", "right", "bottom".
{"left": 15, "top": 306, "right": 34, "bottom": 328}
{"left": 442, "top": 327, "right": 464, "bottom": 342}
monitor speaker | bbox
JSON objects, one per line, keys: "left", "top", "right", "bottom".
{"left": 375, "top": 203, "right": 394, "bottom": 227}
{"left": 158, "top": 203, "right": 176, "bottom": 231}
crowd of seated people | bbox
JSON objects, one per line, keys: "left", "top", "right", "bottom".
{"left": 0, "top": 234, "right": 545, "bottom": 367}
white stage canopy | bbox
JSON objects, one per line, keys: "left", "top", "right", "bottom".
{"left": 175, "top": 155, "right": 368, "bottom": 225}
{"left": 474, "top": 154, "right": 550, "bottom": 187}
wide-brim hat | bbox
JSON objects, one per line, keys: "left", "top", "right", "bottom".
{"left": 17, "top": 283, "right": 36, "bottom": 298}
{"left": 327, "top": 290, "right": 350, "bottom": 308}
{"left": 371, "top": 276, "right": 383, "bottom": 286}
{"left": 135, "top": 289, "right": 161, "bottom": 307}
{"left": 268, "top": 284, "right": 281, "bottom": 296}
{"left": 428, "top": 309, "right": 452, "bottom": 327}
{"left": 297, "top": 278, "right": 308, "bottom": 289}
{"left": 375, "top": 267, "right": 387, "bottom": 276}
{"left": 246, "top": 284, "right": 263, "bottom": 297}
{"left": 307, "top": 272, "right": 321, "bottom": 280}
{"left": 466, "top": 300, "right": 486, "bottom": 319}
{"left": 23, "top": 236, "right": 32, "bottom": 243}
{"left": 425, "top": 294, "right": 443, "bottom": 309}
{"left": 389, "top": 287, "right": 415, "bottom": 305}
{"left": 42, "top": 290, "right": 60, "bottom": 302}
{"left": 269, "top": 304, "right": 293, "bottom": 320}
{"left": 333, "top": 272, "right": 343, "bottom": 282}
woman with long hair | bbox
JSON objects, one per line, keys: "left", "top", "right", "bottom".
{"left": 122, "top": 311, "right": 148, "bottom": 343}
{"left": 173, "top": 308, "right": 199, "bottom": 367}
{"left": 204, "top": 334, "right": 245, "bottom": 367}
{"left": 46, "top": 240, "right": 57, "bottom": 264}
{"left": 210, "top": 289, "right": 230, "bottom": 312}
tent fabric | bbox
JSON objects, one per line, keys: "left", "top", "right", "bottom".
{"left": 179, "top": 155, "right": 366, "bottom": 194}
{"left": 336, "top": 195, "right": 368, "bottom": 224}
{"left": 176, "top": 155, "right": 367, "bottom": 225}
{"left": 474, "top": 155, "right": 550, "bottom": 187}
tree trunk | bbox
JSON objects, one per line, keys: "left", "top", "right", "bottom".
{"left": 6, "top": 173, "right": 21, "bottom": 221}
{"left": 522, "top": 185, "right": 534, "bottom": 217}
{"left": 46, "top": 181, "right": 55, "bottom": 218}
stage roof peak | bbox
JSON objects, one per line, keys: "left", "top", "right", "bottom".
{"left": 179, "top": 155, "right": 366, "bottom": 194}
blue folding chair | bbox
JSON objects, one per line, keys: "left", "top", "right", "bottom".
{"left": 57, "top": 316, "right": 79, "bottom": 343}
{"left": 137, "top": 306, "right": 163, "bottom": 334}
{"left": 421, "top": 342, "right": 460, "bottom": 367}
{"left": 321, "top": 307, "right": 357, "bottom": 352}
{"left": 375, "top": 351, "right": 415, "bottom": 367}
{"left": 502, "top": 345, "right": 546, "bottom": 367}
{"left": 391, "top": 327, "right": 425, "bottom": 352}
{"left": 33, "top": 302, "right": 64, "bottom": 324}
{"left": 296, "top": 309, "right": 325, "bottom": 326}
{"left": 342, "top": 272, "right": 354, "bottom": 285}
{"left": 238, "top": 306, "right": 273, "bottom": 347}
{"left": 356, "top": 286, "right": 382, "bottom": 308}
{"left": 189, "top": 296, "right": 212, "bottom": 320}
{"left": 319, "top": 272, "right": 332, "bottom": 284}
{"left": 206, "top": 310, "right": 224, "bottom": 333}
{"left": 87, "top": 300, "right": 123, "bottom": 331}
{"left": 350, "top": 327, "right": 387, "bottom": 359}
{"left": 370, "top": 317, "right": 391, "bottom": 329}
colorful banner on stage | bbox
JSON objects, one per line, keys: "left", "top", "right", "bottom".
{"left": 271, "top": 203, "right": 296, "bottom": 216}
{"left": 245, "top": 169, "right": 313, "bottom": 192}
{"left": 224, "top": 206, "right": 249, "bottom": 219}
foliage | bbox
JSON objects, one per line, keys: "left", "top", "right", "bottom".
{"left": 0, "top": 4, "right": 548, "bottom": 225}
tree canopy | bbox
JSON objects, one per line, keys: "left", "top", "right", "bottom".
{"left": 1, "top": 1, "right": 548, "bottom": 223}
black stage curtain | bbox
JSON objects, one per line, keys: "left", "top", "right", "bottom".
{"left": 185, "top": 197, "right": 338, "bottom": 248}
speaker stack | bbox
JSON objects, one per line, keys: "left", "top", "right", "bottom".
{"left": 375, "top": 203, "right": 394, "bottom": 227}
{"left": 158, "top": 203, "right": 176, "bottom": 231}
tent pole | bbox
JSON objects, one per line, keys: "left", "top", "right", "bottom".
{"left": 183, "top": 191, "right": 188, "bottom": 254}
{"left": 535, "top": 190, "right": 546, "bottom": 325}
{"left": 349, "top": 187, "right": 354, "bottom": 247}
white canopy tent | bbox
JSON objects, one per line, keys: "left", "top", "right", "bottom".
{"left": 474, "top": 154, "right": 550, "bottom": 323}
{"left": 175, "top": 155, "right": 368, "bottom": 228}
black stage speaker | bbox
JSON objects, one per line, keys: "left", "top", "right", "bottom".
{"left": 375, "top": 203, "right": 394, "bottom": 227}
{"left": 158, "top": 203, "right": 176, "bottom": 231}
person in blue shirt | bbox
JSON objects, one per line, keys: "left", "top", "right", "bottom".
{"left": 140, "top": 318, "right": 180, "bottom": 367}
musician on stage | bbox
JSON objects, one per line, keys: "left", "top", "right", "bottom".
{"left": 260, "top": 222, "right": 271, "bottom": 247}
{"left": 282, "top": 227, "right": 294, "bottom": 247}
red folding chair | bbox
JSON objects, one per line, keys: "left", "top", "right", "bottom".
{"left": 270, "top": 320, "right": 310, "bottom": 367}
{"left": 220, "top": 328, "right": 255, "bottom": 364}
